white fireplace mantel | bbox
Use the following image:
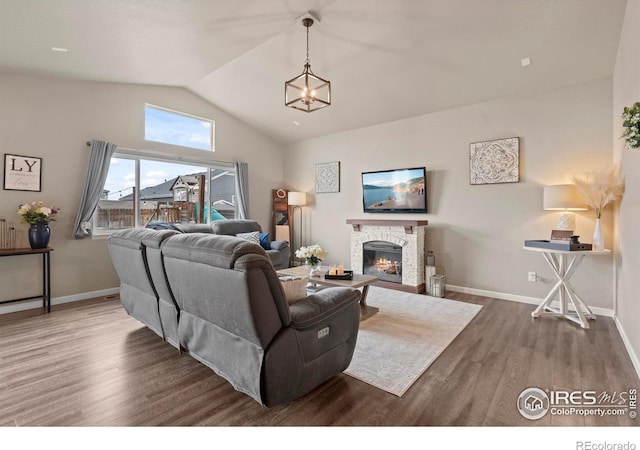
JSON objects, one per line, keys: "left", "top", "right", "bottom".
{"left": 346, "top": 219, "right": 428, "bottom": 234}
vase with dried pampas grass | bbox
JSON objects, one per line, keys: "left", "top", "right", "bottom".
{"left": 571, "top": 165, "right": 625, "bottom": 250}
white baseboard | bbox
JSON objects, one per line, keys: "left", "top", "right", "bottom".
{"left": 446, "top": 284, "right": 614, "bottom": 318}
{"left": 613, "top": 315, "right": 640, "bottom": 380}
{"left": 0, "top": 287, "right": 119, "bottom": 315}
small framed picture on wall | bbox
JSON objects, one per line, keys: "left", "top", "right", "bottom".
{"left": 4, "top": 154, "right": 42, "bottom": 191}
{"left": 315, "top": 161, "right": 340, "bottom": 193}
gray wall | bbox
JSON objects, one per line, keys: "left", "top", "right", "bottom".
{"left": 0, "top": 73, "right": 284, "bottom": 309}
{"left": 613, "top": 0, "right": 640, "bottom": 373}
{"left": 284, "top": 78, "right": 615, "bottom": 310}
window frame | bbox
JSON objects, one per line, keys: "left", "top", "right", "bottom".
{"left": 91, "top": 148, "right": 235, "bottom": 236}
{"left": 144, "top": 103, "right": 215, "bottom": 152}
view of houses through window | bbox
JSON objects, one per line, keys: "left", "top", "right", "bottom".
{"left": 93, "top": 155, "right": 236, "bottom": 234}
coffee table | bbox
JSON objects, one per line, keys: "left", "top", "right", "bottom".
{"left": 277, "top": 265, "right": 380, "bottom": 320}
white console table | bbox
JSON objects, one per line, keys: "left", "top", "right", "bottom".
{"left": 522, "top": 246, "right": 610, "bottom": 329}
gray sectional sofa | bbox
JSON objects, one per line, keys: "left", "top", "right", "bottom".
{"left": 147, "top": 219, "right": 290, "bottom": 270}
{"left": 108, "top": 227, "right": 361, "bottom": 407}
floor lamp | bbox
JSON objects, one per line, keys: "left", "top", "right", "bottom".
{"left": 288, "top": 192, "right": 306, "bottom": 265}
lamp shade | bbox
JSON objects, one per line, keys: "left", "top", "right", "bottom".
{"left": 543, "top": 185, "right": 587, "bottom": 210}
{"left": 288, "top": 192, "right": 307, "bottom": 206}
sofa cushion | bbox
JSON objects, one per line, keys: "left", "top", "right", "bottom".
{"left": 279, "top": 276, "right": 309, "bottom": 304}
{"left": 236, "top": 231, "right": 260, "bottom": 245}
{"left": 212, "top": 219, "right": 260, "bottom": 235}
{"left": 259, "top": 232, "right": 270, "bottom": 250}
{"left": 175, "top": 223, "right": 213, "bottom": 233}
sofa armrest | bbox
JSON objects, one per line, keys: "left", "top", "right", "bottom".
{"left": 270, "top": 240, "right": 289, "bottom": 251}
{"left": 289, "top": 287, "right": 361, "bottom": 329}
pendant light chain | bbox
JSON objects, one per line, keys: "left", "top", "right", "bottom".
{"left": 305, "top": 23, "right": 310, "bottom": 64}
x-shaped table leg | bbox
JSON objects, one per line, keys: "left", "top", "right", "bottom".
{"left": 531, "top": 252, "right": 596, "bottom": 328}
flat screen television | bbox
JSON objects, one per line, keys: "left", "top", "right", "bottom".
{"left": 362, "top": 167, "right": 427, "bottom": 213}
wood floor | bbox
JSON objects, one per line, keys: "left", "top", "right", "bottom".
{"left": 0, "top": 291, "right": 638, "bottom": 426}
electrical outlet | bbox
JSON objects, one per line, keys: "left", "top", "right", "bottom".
{"left": 528, "top": 271, "right": 537, "bottom": 282}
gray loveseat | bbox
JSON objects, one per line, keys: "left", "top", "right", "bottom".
{"left": 147, "top": 219, "right": 289, "bottom": 270}
{"left": 108, "top": 228, "right": 361, "bottom": 407}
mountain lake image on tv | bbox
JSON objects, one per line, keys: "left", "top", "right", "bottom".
{"left": 362, "top": 167, "right": 427, "bottom": 213}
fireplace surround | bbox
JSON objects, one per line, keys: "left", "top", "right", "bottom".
{"left": 348, "top": 219, "right": 428, "bottom": 293}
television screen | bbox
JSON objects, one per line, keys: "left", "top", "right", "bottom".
{"left": 362, "top": 167, "right": 427, "bottom": 213}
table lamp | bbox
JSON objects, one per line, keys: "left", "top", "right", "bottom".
{"left": 543, "top": 184, "right": 587, "bottom": 231}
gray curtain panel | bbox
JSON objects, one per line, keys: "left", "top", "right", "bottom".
{"left": 72, "top": 140, "right": 117, "bottom": 239}
{"left": 234, "top": 161, "right": 249, "bottom": 219}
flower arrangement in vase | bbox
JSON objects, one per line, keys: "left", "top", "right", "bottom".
{"left": 621, "top": 102, "right": 640, "bottom": 149}
{"left": 17, "top": 201, "right": 60, "bottom": 249}
{"left": 295, "top": 244, "right": 327, "bottom": 276}
{"left": 18, "top": 201, "right": 59, "bottom": 224}
{"left": 571, "top": 165, "right": 624, "bottom": 250}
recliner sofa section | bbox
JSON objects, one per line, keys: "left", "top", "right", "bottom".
{"left": 108, "top": 228, "right": 179, "bottom": 345}
{"left": 108, "top": 229, "right": 361, "bottom": 407}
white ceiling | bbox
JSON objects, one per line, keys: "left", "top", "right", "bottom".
{"left": 0, "top": 0, "right": 627, "bottom": 145}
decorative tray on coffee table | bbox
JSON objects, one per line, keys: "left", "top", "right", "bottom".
{"left": 324, "top": 270, "right": 353, "bottom": 280}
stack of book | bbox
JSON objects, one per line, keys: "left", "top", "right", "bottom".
{"left": 0, "top": 219, "right": 17, "bottom": 249}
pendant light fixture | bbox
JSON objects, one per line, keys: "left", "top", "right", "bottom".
{"left": 285, "top": 17, "right": 331, "bottom": 113}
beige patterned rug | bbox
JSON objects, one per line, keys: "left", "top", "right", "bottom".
{"left": 344, "top": 286, "right": 483, "bottom": 396}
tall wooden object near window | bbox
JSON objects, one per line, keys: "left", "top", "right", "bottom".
{"left": 272, "top": 189, "right": 291, "bottom": 258}
{"left": 198, "top": 175, "right": 205, "bottom": 223}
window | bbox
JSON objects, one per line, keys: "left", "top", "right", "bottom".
{"left": 93, "top": 152, "right": 236, "bottom": 234}
{"left": 144, "top": 104, "right": 214, "bottom": 151}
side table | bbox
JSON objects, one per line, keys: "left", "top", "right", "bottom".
{"left": 522, "top": 246, "right": 609, "bottom": 329}
{"left": 0, "top": 247, "right": 53, "bottom": 312}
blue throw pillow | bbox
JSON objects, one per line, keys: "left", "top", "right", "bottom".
{"left": 259, "top": 232, "right": 270, "bottom": 250}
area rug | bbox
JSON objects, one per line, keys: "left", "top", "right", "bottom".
{"left": 344, "top": 286, "right": 483, "bottom": 396}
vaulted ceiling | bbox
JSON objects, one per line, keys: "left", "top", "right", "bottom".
{"left": 0, "top": 0, "right": 627, "bottom": 144}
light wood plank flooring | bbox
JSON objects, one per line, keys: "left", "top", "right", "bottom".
{"left": 0, "top": 291, "right": 638, "bottom": 426}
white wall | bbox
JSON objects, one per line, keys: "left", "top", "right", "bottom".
{"left": 284, "top": 78, "right": 615, "bottom": 309}
{"left": 0, "top": 73, "right": 284, "bottom": 309}
{"left": 613, "top": 0, "right": 640, "bottom": 372}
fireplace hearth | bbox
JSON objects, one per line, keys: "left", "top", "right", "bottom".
{"left": 363, "top": 241, "right": 402, "bottom": 284}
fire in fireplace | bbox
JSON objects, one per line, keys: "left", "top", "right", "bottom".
{"left": 363, "top": 241, "right": 402, "bottom": 284}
